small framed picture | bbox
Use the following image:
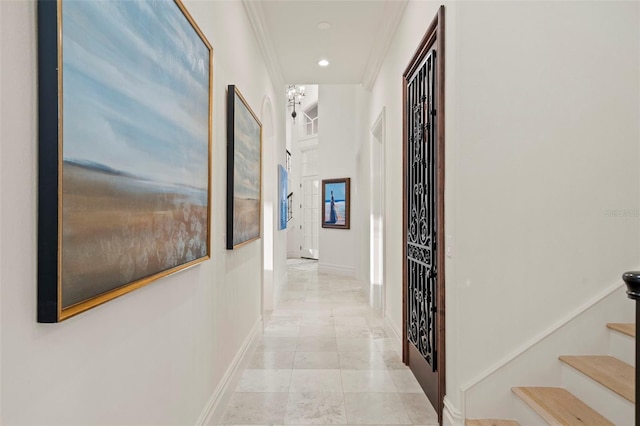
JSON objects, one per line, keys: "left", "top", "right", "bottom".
{"left": 321, "top": 178, "right": 350, "bottom": 229}
{"left": 278, "top": 164, "right": 288, "bottom": 230}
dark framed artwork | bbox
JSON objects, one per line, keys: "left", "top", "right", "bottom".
{"left": 321, "top": 178, "right": 351, "bottom": 229}
{"left": 37, "top": 0, "right": 213, "bottom": 322}
{"left": 278, "top": 165, "right": 288, "bottom": 230}
{"left": 286, "top": 149, "right": 291, "bottom": 173}
{"left": 226, "top": 85, "right": 262, "bottom": 249}
{"left": 287, "top": 193, "right": 293, "bottom": 222}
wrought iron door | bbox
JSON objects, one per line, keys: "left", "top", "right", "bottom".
{"left": 407, "top": 49, "right": 437, "bottom": 371}
{"left": 403, "top": 30, "right": 444, "bottom": 419}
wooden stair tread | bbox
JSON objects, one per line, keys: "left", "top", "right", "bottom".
{"left": 512, "top": 387, "right": 613, "bottom": 426}
{"left": 559, "top": 355, "right": 634, "bottom": 402}
{"left": 466, "top": 420, "right": 520, "bottom": 426}
{"left": 606, "top": 322, "right": 635, "bottom": 337}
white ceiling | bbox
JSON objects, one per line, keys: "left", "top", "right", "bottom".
{"left": 243, "top": 1, "right": 408, "bottom": 88}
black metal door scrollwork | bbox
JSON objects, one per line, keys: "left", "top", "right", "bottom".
{"left": 406, "top": 50, "right": 437, "bottom": 371}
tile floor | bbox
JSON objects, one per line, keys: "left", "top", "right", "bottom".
{"left": 219, "top": 259, "right": 438, "bottom": 425}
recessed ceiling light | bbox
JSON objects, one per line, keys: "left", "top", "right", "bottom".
{"left": 317, "top": 22, "right": 331, "bottom": 30}
{"left": 318, "top": 59, "right": 330, "bottom": 67}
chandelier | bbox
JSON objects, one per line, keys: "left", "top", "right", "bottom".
{"left": 286, "top": 85, "right": 305, "bottom": 123}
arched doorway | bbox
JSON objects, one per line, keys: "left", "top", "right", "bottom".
{"left": 261, "top": 96, "right": 275, "bottom": 319}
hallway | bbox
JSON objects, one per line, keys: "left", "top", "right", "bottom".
{"left": 220, "top": 260, "right": 438, "bottom": 425}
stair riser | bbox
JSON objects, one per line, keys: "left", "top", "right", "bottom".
{"left": 512, "top": 394, "right": 552, "bottom": 426}
{"left": 609, "top": 331, "right": 635, "bottom": 366}
{"left": 561, "top": 363, "right": 633, "bottom": 426}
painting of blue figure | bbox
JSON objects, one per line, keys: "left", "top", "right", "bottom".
{"left": 278, "top": 165, "right": 288, "bottom": 230}
{"left": 324, "top": 182, "right": 347, "bottom": 226}
{"left": 60, "top": 0, "right": 211, "bottom": 309}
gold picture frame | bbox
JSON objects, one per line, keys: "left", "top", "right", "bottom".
{"left": 226, "top": 85, "right": 262, "bottom": 249}
{"left": 37, "top": 0, "right": 213, "bottom": 322}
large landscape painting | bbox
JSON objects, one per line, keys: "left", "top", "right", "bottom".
{"left": 227, "top": 86, "right": 262, "bottom": 249}
{"left": 37, "top": 0, "right": 212, "bottom": 321}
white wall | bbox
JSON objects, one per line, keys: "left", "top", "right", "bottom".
{"left": 0, "top": 1, "right": 285, "bottom": 424}
{"left": 368, "top": 0, "right": 639, "bottom": 421}
{"left": 318, "top": 85, "right": 368, "bottom": 277}
{"left": 354, "top": 87, "right": 376, "bottom": 299}
{"left": 453, "top": 0, "right": 639, "bottom": 412}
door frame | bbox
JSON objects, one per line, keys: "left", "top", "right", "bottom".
{"left": 402, "top": 5, "right": 445, "bottom": 423}
{"left": 370, "top": 108, "right": 386, "bottom": 314}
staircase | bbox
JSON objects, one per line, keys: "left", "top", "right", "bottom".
{"left": 466, "top": 272, "right": 639, "bottom": 426}
{"left": 466, "top": 322, "right": 635, "bottom": 425}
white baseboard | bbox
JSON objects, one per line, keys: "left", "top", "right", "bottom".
{"left": 195, "top": 317, "right": 263, "bottom": 426}
{"left": 286, "top": 251, "right": 299, "bottom": 259}
{"left": 318, "top": 262, "right": 356, "bottom": 277}
{"left": 443, "top": 396, "right": 464, "bottom": 426}
{"left": 384, "top": 315, "right": 402, "bottom": 348}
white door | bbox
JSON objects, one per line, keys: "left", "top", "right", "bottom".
{"left": 299, "top": 145, "right": 319, "bottom": 259}
{"left": 301, "top": 178, "right": 319, "bottom": 259}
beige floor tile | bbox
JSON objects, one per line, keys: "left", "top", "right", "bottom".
{"left": 334, "top": 325, "right": 372, "bottom": 338}
{"left": 221, "top": 392, "right": 289, "bottom": 425}
{"left": 255, "top": 337, "right": 297, "bottom": 352}
{"left": 338, "top": 351, "right": 387, "bottom": 370}
{"left": 332, "top": 307, "right": 370, "bottom": 317}
{"left": 341, "top": 369, "right": 397, "bottom": 393}
{"left": 381, "top": 351, "right": 408, "bottom": 370}
{"left": 263, "top": 325, "right": 301, "bottom": 337}
{"left": 301, "top": 310, "right": 334, "bottom": 319}
{"left": 336, "top": 337, "right": 380, "bottom": 353}
{"left": 300, "top": 317, "right": 334, "bottom": 327}
{"left": 366, "top": 318, "right": 385, "bottom": 328}
{"left": 370, "top": 327, "right": 389, "bottom": 339}
{"left": 284, "top": 392, "right": 347, "bottom": 424}
{"left": 343, "top": 393, "right": 412, "bottom": 424}
{"left": 298, "top": 325, "right": 336, "bottom": 338}
{"left": 333, "top": 316, "right": 369, "bottom": 327}
{"left": 399, "top": 393, "right": 438, "bottom": 424}
{"left": 248, "top": 351, "right": 296, "bottom": 369}
{"left": 290, "top": 369, "right": 343, "bottom": 393}
{"left": 375, "top": 337, "right": 402, "bottom": 353}
{"left": 294, "top": 352, "right": 340, "bottom": 369}
{"left": 266, "top": 317, "right": 301, "bottom": 326}
{"left": 297, "top": 337, "right": 338, "bottom": 352}
{"left": 235, "top": 369, "right": 292, "bottom": 392}
{"left": 388, "top": 370, "right": 424, "bottom": 393}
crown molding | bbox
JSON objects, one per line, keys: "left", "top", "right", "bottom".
{"left": 361, "top": 0, "right": 408, "bottom": 90}
{"left": 242, "top": 0, "right": 286, "bottom": 90}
